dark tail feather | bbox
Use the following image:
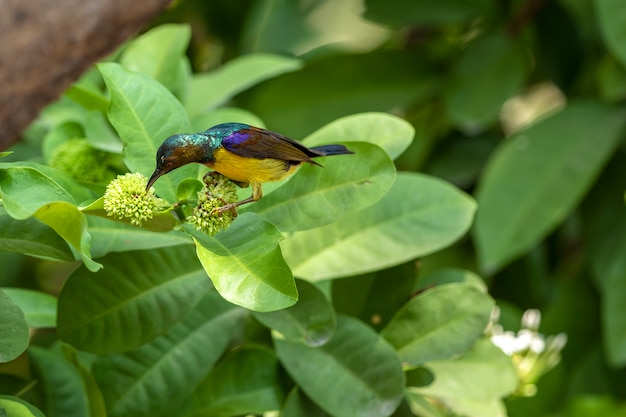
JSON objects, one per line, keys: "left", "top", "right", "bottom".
{"left": 310, "top": 144, "right": 354, "bottom": 156}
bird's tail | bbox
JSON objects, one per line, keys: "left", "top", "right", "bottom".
{"left": 310, "top": 144, "right": 354, "bottom": 156}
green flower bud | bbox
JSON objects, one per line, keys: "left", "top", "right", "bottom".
{"left": 50, "top": 138, "right": 118, "bottom": 183}
{"left": 187, "top": 173, "right": 238, "bottom": 236}
{"left": 103, "top": 173, "right": 161, "bottom": 226}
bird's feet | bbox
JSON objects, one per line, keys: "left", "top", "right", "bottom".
{"left": 211, "top": 199, "right": 239, "bottom": 217}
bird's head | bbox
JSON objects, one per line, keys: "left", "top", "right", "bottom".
{"left": 146, "top": 133, "right": 211, "bottom": 190}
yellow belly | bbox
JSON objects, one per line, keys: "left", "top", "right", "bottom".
{"left": 207, "top": 147, "right": 300, "bottom": 185}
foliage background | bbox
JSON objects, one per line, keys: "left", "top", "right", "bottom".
{"left": 2, "top": 0, "right": 626, "bottom": 416}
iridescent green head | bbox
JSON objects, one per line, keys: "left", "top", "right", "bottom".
{"left": 146, "top": 133, "right": 215, "bottom": 190}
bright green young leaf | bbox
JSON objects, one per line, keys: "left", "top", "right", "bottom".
{"left": 445, "top": 32, "right": 527, "bottom": 129}
{"left": 241, "top": 51, "right": 437, "bottom": 138}
{"left": 34, "top": 201, "right": 101, "bottom": 272}
{"left": 81, "top": 196, "right": 179, "bottom": 233}
{"left": 2, "top": 288, "right": 57, "bottom": 328}
{"left": 274, "top": 315, "right": 404, "bottom": 417}
{"left": 29, "top": 346, "right": 90, "bottom": 417}
{"left": 408, "top": 339, "right": 518, "bottom": 417}
{"left": 0, "top": 152, "right": 13, "bottom": 158}
{"left": 282, "top": 388, "right": 331, "bottom": 417}
{"left": 98, "top": 62, "right": 195, "bottom": 202}
{"left": 245, "top": 142, "right": 395, "bottom": 232}
{"left": 190, "top": 107, "right": 266, "bottom": 132}
{"left": 187, "top": 213, "right": 297, "bottom": 312}
{"left": 253, "top": 279, "right": 336, "bottom": 346}
{"left": 303, "top": 112, "right": 414, "bottom": 160}
{"left": 0, "top": 166, "right": 75, "bottom": 219}
{"left": 65, "top": 67, "right": 109, "bottom": 112}
{"left": 188, "top": 347, "right": 283, "bottom": 417}
{"left": 282, "top": 172, "right": 476, "bottom": 280}
{"left": 84, "top": 111, "right": 123, "bottom": 153}
{"left": 185, "top": 54, "right": 303, "bottom": 117}
{"left": 0, "top": 207, "right": 74, "bottom": 261}
{"left": 405, "top": 392, "right": 447, "bottom": 417}
{"left": 381, "top": 284, "right": 494, "bottom": 365}
{"left": 93, "top": 291, "right": 245, "bottom": 417}
{"left": 597, "top": 0, "right": 626, "bottom": 68}
{"left": 474, "top": 102, "right": 626, "bottom": 272}
{"left": 120, "top": 24, "right": 191, "bottom": 97}
{"left": 0, "top": 290, "right": 29, "bottom": 363}
{"left": 364, "top": 0, "right": 494, "bottom": 26}
{"left": 0, "top": 396, "right": 45, "bottom": 417}
{"left": 57, "top": 246, "right": 211, "bottom": 354}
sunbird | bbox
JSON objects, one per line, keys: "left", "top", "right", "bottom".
{"left": 146, "top": 123, "right": 354, "bottom": 213}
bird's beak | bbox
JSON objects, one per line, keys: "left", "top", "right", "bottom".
{"left": 146, "top": 169, "right": 161, "bottom": 191}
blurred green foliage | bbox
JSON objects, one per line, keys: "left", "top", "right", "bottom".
{"left": 2, "top": 0, "right": 626, "bottom": 416}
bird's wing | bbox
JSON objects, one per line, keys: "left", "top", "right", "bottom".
{"left": 221, "top": 127, "right": 322, "bottom": 164}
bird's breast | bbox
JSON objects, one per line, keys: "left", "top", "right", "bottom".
{"left": 206, "top": 147, "right": 301, "bottom": 184}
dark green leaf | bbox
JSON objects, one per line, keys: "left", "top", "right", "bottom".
{"left": 282, "top": 172, "right": 476, "bottom": 280}
{"left": 474, "top": 101, "right": 626, "bottom": 272}
{"left": 0, "top": 290, "right": 29, "bottom": 363}
{"left": 597, "top": 0, "right": 626, "bottom": 68}
{"left": 187, "top": 213, "right": 297, "bottom": 312}
{"left": 29, "top": 346, "right": 90, "bottom": 417}
{"left": 93, "top": 291, "right": 244, "bottom": 417}
{"left": 416, "top": 268, "right": 487, "bottom": 292}
{"left": 275, "top": 315, "right": 404, "bottom": 417}
{"left": 186, "top": 54, "right": 303, "bottom": 117}
{"left": 253, "top": 279, "right": 336, "bottom": 346}
{"left": 190, "top": 107, "right": 265, "bottom": 132}
{"left": 57, "top": 246, "right": 211, "bottom": 354}
{"left": 1, "top": 288, "right": 57, "bottom": 328}
{"left": 240, "top": 51, "right": 437, "bottom": 138}
{"left": 364, "top": 0, "right": 494, "bottom": 26}
{"left": 187, "top": 347, "right": 283, "bottom": 417}
{"left": 282, "top": 388, "right": 331, "bottom": 417}
{"left": 245, "top": 142, "right": 396, "bottom": 232}
{"left": 0, "top": 207, "right": 74, "bottom": 262}
{"left": 445, "top": 33, "right": 527, "bottom": 129}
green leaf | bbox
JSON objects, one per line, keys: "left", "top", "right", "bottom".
{"left": 240, "top": 51, "right": 437, "bottom": 138}
{"left": 188, "top": 347, "right": 283, "bottom": 417}
{"left": 597, "top": 0, "right": 626, "bottom": 68}
{"left": 0, "top": 396, "right": 45, "bottom": 417}
{"left": 29, "top": 346, "right": 90, "bottom": 417}
{"left": 98, "top": 62, "right": 195, "bottom": 202}
{"left": 0, "top": 207, "right": 74, "bottom": 262}
{"left": 187, "top": 213, "right": 297, "bottom": 312}
{"left": 253, "top": 279, "right": 336, "bottom": 346}
{"left": 282, "top": 388, "right": 331, "bottom": 417}
{"left": 190, "top": 107, "right": 266, "bottom": 132}
{"left": 57, "top": 246, "right": 211, "bottom": 354}
{"left": 275, "top": 315, "right": 404, "bottom": 417}
{"left": 245, "top": 142, "right": 395, "bottom": 232}
{"left": 381, "top": 284, "right": 494, "bottom": 365}
{"left": 83, "top": 111, "right": 123, "bottom": 153}
{"left": 62, "top": 346, "right": 107, "bottom": 417}
{"left": 303, "top": 112, "right": 414, "bottom": 160}
{"left": 65, "top": 67, "right": 109, "bottom": 112}
{"left": 408, "top": 339, "right": 517, "bottom": 417}
{"left": 0, "top": 166, "right": 75, "bottom": 219}
{"left": 34, "top": 201, "right": 101, "bottom": 272}
{"left": 185, "top": 54, "right": 303, "bottom": 117}
{"left": 0, "top": 290, "right": 29, "bottom": 363}
{"left": 120, "top": 24, "right": 191, "bottom": 97}
{"left": 2, "top": 288, "right": 57, "bottom": 328}
{"left": 332, "top": 262, "right": 417, "bottom": 331}
{"left": 416, "top": 268, "right": 487, "bottom": 293}
{"left": 364, "top": 0, "right": 494, "bottom": 26}
{"left": 474, "top": 101, "right": 626, "bottom": 272}
{"left": 0, "top": 152, "right": 13, "bottom": 158}
{"left": 445, "top": 32, "right": 527, "bottom": 129}
{"left": 93, "top": 291, "right": 244, "bottom": 417}
{"left": 282, "top": 172, "right": 476, "bottom": 280}
{"left": 81, "top": 196, "right": 179, "bottom": 233}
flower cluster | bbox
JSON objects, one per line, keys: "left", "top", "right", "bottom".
{"left": 50, "top": 138, "right": 118, "bottom": 183}
{"left": 186, "top": 172, "right": 238, "bottom": 236}
{"left": 103, "top": 173, "right": 162, "bottom": 226}
{"left": 488, "top": 307, "right": 567, "bottom": 397}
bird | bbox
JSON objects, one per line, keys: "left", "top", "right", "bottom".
{"left": 146, "top": 123, "right": 354, "bottom": 213}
